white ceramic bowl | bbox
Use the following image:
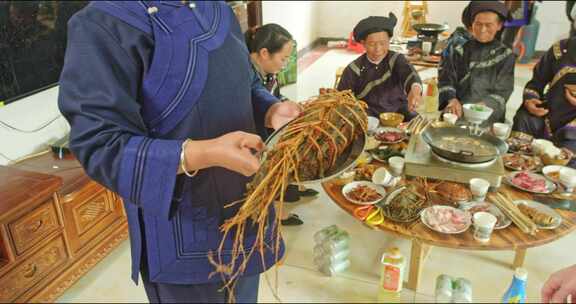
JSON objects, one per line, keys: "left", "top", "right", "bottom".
{"left": 371, "top": 167, "right": 393, "bottom": 186}
{"left": 463, "top": 104, "right": 493, "bottom": 124}
{"left": 531, "top": 139, "right": 554, "bottom": 156}
{"left": 367, "top": 116, "right": 380, "bottom": 133}
{"left": 492, "top": 122, "right": 511, "bottom": 139}
{"left": 559, "top": 167, "right": 576, "bottom": 187}
{"left": 342, "top": 181, "right": 387, "bottom": 205}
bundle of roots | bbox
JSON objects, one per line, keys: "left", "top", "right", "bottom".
{"left": 209, "top": 90, "right": 368, "bottom": 301}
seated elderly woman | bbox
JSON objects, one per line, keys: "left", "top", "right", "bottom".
{"left": 512, "top": 37, "right": 576, "bottom": 167}
{"left": 438, "top": 1, "right": 515, "bottom": 125}
{"left": 337, "top": 13, "right": 423, "bottom": 120}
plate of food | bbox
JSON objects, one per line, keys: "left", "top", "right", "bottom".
{"left": 542, "top": 165, "right": 565, "bottom": 183}
{"left": 421, "top": 205, "right": 472, "bottom": 234}
{"left": 431, "top": 182, "right": 472, "bottom": 206}
{"left": 369, "top": 145, "right": 404, "bottom": 163}
{"left": 380, "top": 184, "right": 427, "bottom": 222}
{"left": 354, "top": 164, "right": 378, "bottom": 181}
{"left": 342, "top": 181, "right": 386, "bottom": 205}
{"left": 374, "top": 127, "right": 407, "bottom": 144}
{"left": 506, "top": 133, "right": 533, "bottom": 155}
{"left": 462, "top": 202, "right": 511, "bottom": 229}
{"left": 507, "top": 171, "right": 557, "bottom": 194}
{"left": 502, "top": 153, "right": 542, "bottom": 171}
{"left": 513, "top": 200, "right": 562, "bottom": 229}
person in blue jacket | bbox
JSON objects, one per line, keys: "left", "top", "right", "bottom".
{"left": 57, "top": 1, "right": 300, "bottom": 302}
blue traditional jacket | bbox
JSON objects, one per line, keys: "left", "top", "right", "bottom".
{"left": 58, "top": 0, "right": 284, "bottom": 285}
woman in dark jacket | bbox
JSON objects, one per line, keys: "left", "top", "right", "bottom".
{"left": 245, "top": 24, "right": 318, "bottom": 226}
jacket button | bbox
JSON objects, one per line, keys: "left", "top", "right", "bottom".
{"left": 147, "top": 6, "right": 159, "bottom": 14}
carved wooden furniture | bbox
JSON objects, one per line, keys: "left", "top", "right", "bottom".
{"left": 228, "top": 1, "right": 262, "bottom": 33}
{"left": 0, "top": 153, "right": 128, "bottom": 302}
{"left": 401, "top": 0, "right": 429, "bottom": 37}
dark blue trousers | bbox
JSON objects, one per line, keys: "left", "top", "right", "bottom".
{"left": 142, "top": 274, "right": 260, "bottom": 303}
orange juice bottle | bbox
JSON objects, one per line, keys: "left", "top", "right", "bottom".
{"left": 377, "top": 247, "right": 405, "bottom": 302}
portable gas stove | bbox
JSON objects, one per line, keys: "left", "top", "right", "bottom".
{"left": 404, "top": 134, "right": 505, "bottom": 187}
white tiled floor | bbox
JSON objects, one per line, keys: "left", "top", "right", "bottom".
{"left": 57, "top": 49, "right": 575, "bottom": 303}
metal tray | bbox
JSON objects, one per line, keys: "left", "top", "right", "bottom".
{"left": 421, "top": 127, "right": 507, "bottom": 163}
{"left": 263, "top": 122, "right": 367, "bottom": 185}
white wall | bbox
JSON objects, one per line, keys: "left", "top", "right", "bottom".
{"left": 262, "top": 1, "right": 319, "bottom": 51}
{"left": 313, "top": 1, "right": 568, "bottom": 51}
{"left": 534, "top": 0, "right": 571, "bottom": 51}
{"left": 0, "top": 87, "right": 69, "bottom": 166}
{"left": 315, "top": 1, "right": 403, "bottom": 39}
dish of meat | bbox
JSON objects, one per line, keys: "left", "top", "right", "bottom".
{"left": 374, "top": 127, "right": 407, "bottom": 144}
{"left": 421, "top": 205, "right": 472, "bottom": 234}
{"left": 506, "top": 135, "right": 533, "bottom": 155}
{"left": 502, "top": 153, "right": 542, "bottom": 171}
{"left": 507, "top": 171, "right": 556, "bottom": 194}
{"left": 342, "top": 181, "right": 386, "bottom": 205}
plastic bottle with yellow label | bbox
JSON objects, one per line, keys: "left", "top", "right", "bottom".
{"left": 377, "top": 247, "right": 405, "bottom": 303}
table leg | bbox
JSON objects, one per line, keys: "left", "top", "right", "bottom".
{"left": 406, "top": 240, "right": 431, "bottom": 291}
{"left": 512, "top": 248, "right": 527, "bottom": 269}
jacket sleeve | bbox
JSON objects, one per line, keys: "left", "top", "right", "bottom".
{"left": 438, "top": 47, "right": 460, "bottom": 110}
{"left": 251, "top": 67, "right": 280, "bottom": 130}
{"left": 58, "top": 14, "right": 182, "bottom": 220}
{"left": 523, "top": 46, "right": 556, "bottom": 102}
{"left": 393, "top": 54, "right": 422, "bottom": 95}
{"left": 337, "top": 65, "right": 359, "bottom": 93}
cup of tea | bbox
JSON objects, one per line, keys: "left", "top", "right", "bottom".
{"left": 492, "top": 123, "right": 511, "bottom": 139}
{"left": 473, "top": 212, "right": 497, "bottom": 243}
{"left": 388, "top": 156, "right": 405, "bottom": 177}
{"left": 470, "top": 178, "right": 490, "bottom": 202}
{"left": 443, "top": 113, "right": 458, "bottom": 125}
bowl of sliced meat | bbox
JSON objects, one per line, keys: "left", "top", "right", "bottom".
{"left": 421, "top": 205, "right": 472, "bottom": 234}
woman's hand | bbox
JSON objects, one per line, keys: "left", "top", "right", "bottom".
{"left": 184, "top": 131, "right": 265, "bottom": 176}
{"left": 445, "top": 98, "right": 463, "bottom": 117}
{"left": 565, "top": 88, "right": 576, "bottom": 107}
{"left": 541, "top": 264, "right": 576, "bottom": 303}
{"left": 265, "top": 101, "right": 302, "bottom": 130}
{"left": 524, "top": 98, "right": 549, "bottom": 117}
{"left": 408, "top": 84, "right": 423, "bottom": 112}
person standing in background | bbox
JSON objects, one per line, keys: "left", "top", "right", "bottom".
{"left": 245, "top": 24, "right": 319, "bottom": 226}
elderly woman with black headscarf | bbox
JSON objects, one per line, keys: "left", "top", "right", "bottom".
{"left": 337, "top": 13, "right": 423, "bottom": 120}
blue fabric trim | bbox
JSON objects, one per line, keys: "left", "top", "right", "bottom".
{"left": 91, "top": 1, "right": 232, "bottom": 136}
{"left": 119, "top": 136, "right": 183, "bottom": 219}
{"left": 147, "top": 2, "right": 232, "bottom": 135}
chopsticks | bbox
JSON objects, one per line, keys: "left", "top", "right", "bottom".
{"left": 406, "top": 115, "right": 432, "bottom": 135}
{"left": 490, "top": 192, "right": 539, "bottom": 235}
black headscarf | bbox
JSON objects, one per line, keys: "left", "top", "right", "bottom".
{"left": 468, "top": 1, "right": 509, "bottom": 23}
{"left": 353, "top": 13, "right": 397, "bottom": 42}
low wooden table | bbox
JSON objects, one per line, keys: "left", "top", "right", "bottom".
{"left": 322, "top": 169, "right": 576, "bottom": 291}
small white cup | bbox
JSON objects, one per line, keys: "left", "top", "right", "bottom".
{"left": 372, "top": 167, "right": 393, "bottom": 186}
{"left": 443, "top": 113, "right": 458, "bottom": 125}
{"left": 532, "top": 139, "right": 554, "bottom": 156}
{"left": 473, "top": 212, "right": 497, "bottom": 243}
{"left": 492, "top": 123, "right": 510, "bottom": 139}
{"left": 470, "top": 178, "right": 490, "bottom": 202}
{"left": 388, "top": 156, "right": 405, "bottom": 177}
{"left": 422, "top": 41, "right": 432, "bottom": 56}
{"left": 560, "top": 167, "right": 576, "bottom": 194}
